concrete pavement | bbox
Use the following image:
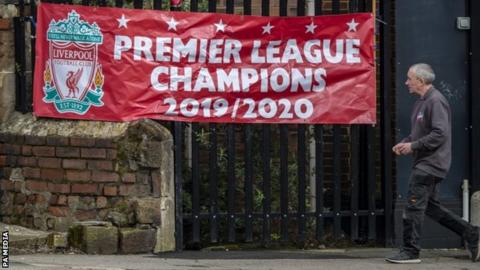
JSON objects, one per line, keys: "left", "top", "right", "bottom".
{"left": 8, "top": 248, "right": 480, "bottom": 270}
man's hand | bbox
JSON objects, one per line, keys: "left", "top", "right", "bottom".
{"left": 392, "top": 143, "right": 413, "bottom": 155}
{"left": 392, "top": 144, "right": 401, "bottom": 155}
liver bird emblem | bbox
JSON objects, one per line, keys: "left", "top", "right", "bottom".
{"left": 65, "top": 68, "right": 83, "bottom": 98}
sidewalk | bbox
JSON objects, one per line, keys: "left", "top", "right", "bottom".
{"left": 9, "top": 248, "right": 480, "bottom": 270}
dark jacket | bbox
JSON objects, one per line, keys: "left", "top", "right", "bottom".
{"left": 402, "top": 87, "right": 452, "bottom": 178}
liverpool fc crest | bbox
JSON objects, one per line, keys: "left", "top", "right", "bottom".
{"left": 43, "top": 10, "right": 104, "bottom": 115}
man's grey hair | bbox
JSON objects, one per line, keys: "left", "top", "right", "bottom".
{"left": 410, "top": 63, "right": 435, "bottom": 84}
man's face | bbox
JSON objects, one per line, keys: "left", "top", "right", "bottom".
{"left": 405, "top": 69, "right": 423, "bottom": 94}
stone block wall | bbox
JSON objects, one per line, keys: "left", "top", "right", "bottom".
{"left": 0, "top": 114, "right": 175, "bottom": 252}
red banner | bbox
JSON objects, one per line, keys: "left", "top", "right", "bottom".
{"left": 33, "top": 3, "right": 376, "bottom": 124}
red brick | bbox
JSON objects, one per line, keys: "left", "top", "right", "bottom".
{"left": 96, "top": 196, "right": 108, "bottom": 208}
{"left": 4, "top": 144, "right": 21, "bottom": 155}
{"left": 57, "top": 195, "right": 68, "bottom": 206}
{"left": 0, "top": 134, "right": 16, "bottom": 143}
{"left": 66, "top": 170, "right": 91, "bottom": 182}
{"left": 63, "top": 159, "right": 87, "bottom": 169}
{"left": 47, "top": 183, "right": 70, "bottom": 194}
{"left": 23, "top": 167, "right": 41, "bottom": 178}
{"left": 49, "top": 194, "right": 58, "bottom": 205}
{"left": 70, "top": 138, "right": 96, "bottom": 147}
{"left": 95, "top": 139, "right": 116, "bottom": 148}
{"left": 67, "top": 195, "right": 79, "bottom": 207}
{"left": 0, "top": 179, "right": 14, "bottom": 191}
{"left": 87, "top": 160, "right": 113, "bottom": 171}
{"left": 92, "top": 171, "right": 119, "bottom": 182}
{"left": 46, "top": 137, "right": 69, "bottom": 146}
{"left": 27, "top": 194, "right": 36, "bottom": 203}
{"left": 38, "top": 157, "right": 61, "bottom": 168}
{"left": 22, "top": 145, "right": 32, "bottom": 155}
{"left": 36, "top": 194, "right": 47, "bottom": 204}
{"left": 14, "top": 181, "right": 23, "bottom": 191}
{"left": 106, "top": 149, "right": 118, "bottom": 160}
{"left": 32, "top": 146, "right": 55, "bottom": 157}
{"left": 74, "top": 210, "right": 97, "bottom": 221}
{"left": 0, "top": 144, "right": 4, "bottom": 154}
{"left": 0, "top": 155, "right": 6, "bottom": 166}
{"left": 25, "top": 180, "right": 48, "bottom": 192}
{"left": 14, "top": 193, "right": 27, "bottom": 205}
{"left": 121, "top": 173, "right": 136, "bottom": 183}
{"left": 2, "top": 167, "right": 12, "bottom": 177}
{"left": 5, "top": 156, "right": 17, "bottom": 166}
{"left": 71, "top": 183, "right": 98, "bottom": 194}
{"left": 81, "top": 148, "right": 106, "bottom": 159}
{"left": 17, "top": 156, "right": 37, "bottom": 167}
{"left": 56, "top": 147, "right": 80, "bottom": 158}
{"left": 48, "top": 206, "right": 69, "bottom": 217}
{"left": 103, "top": 186, "right": 117, "bottom": 196}
{"left": 25, "top": 135, "right": 46, "bottom": 145}
{"left": 40, "top": 168, "right": 64, "bottom": 181}
{"left": 118, "top": 185, "right": 132, "bottom": 196}
{"left": 14, "top": 205, "right": 25, "bottom": 215}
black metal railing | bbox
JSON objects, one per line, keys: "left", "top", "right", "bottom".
{"left": 12, "top": 0, "right": 394, "bottom": 250}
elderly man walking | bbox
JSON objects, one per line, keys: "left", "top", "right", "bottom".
{"left": 386, "top": 63, "right": 480, "bottom": 264}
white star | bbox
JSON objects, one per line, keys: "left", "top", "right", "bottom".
{"left": 117, "top": 14, "right": 130, "bottom": 29}
{"left": 262, "top": 22, "right": 274, "bottom": 34}
{"left": 214, "top": 19, "right": 226, "bottom": 33}
{"left": 166, "top": 17, "right": 179, "bottom": 31}
{"left": 305, "top": 21, "right": 317, "bottom": 34}
{"left": 346, "top": 18, "right": 359, "bottom": 32}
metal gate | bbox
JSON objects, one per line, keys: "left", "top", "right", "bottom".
{"left": 15, "top": 0, "right": 394, "bottom": 250}
{"left": 169, "top": 0, "right": 394, "bottom": 250}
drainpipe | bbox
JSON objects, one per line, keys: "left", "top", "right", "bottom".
{"left": 463, "top": 179, "right": 469, "bottom": 222}
{"left": 306, "top": 0, "right": 316, "bottom": 212}
{"left": 306, "top": 0, "right": 315, "bottom": 16}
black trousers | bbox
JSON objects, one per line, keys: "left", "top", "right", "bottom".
{"left": 403, "top": 168, "right": 475, "bottom": 255}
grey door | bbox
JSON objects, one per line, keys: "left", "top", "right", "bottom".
{"left": 395, "top": 0, "right": 470, "bottom": 248}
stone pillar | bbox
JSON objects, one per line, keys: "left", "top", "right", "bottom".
{"left": 0, "top": 4, "right": 17, "bottom": 123}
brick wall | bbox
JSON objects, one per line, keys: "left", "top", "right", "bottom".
{"left": 0, "top": 118, "right": 173, "bottom": 246}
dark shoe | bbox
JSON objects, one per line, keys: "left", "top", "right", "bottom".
{"left": 386, "top": 251, "right": 421, "bottom": 264}
{"left": 465, "top": 226, "right": 480, "bottom": 262}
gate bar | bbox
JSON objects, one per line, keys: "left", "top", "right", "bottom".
{"left": 227, "top": 124, "right": 236, "bottom": 242}
{"left": 226, "top": 0, "right": 234, "bottom": 14}
{"left": 174, "top": 122, "right": 183, "bottom": 251}
{"left": 315, "top": 0, "right": 323, "bottom": 15}
{"left": 244, "top": 0, "right": 252, "bottom": 16}
{"left": 332, "top": 0, "right": 340, "bottom": 13}
{"left": 333, "top": 126, "right": 341, "bottom": 239}
{"left": 190, "top": 0, "right": 198, "bottom": 12}
{"left": 262, "top": 125, "right": 272, "bottom": 244}
{"left": 209, "top": 124, "right": 218, "bottom": 243}
{"left": 350, "top": 125, "right": 360, "bottom": 240}
{"left": 191, "top": 123, "right": 200, "bottom": 243}
{"left": 243, "top": 0, "right": 253, "bottom": 244}
{"left": 153, "top": 0, "right": 162, "bottom": 10}
{"left": 262, "top": 0, "right": 269, "bottom": 16}
{"left": 280, "top": 124, "right": 289, "bottom": 242}
{"left": 297, "top": 125, "right": 306, "bottom": 243}
{"left": 208, "top": 0, "right": 216, "bottom": 13}
{"left": 315, "top": 125, "right": 324, "bottom": 240}
{"left": 244, "top": 125, "right": 254, "bottom": 242}
{"left": 367, "top": 126, "right": 376, "bottom": 240}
